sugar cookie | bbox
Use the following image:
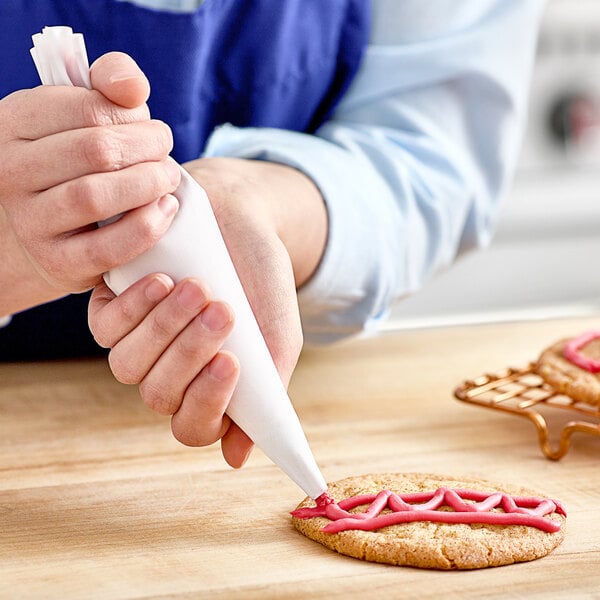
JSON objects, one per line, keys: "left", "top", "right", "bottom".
{"left": 536, "top": 331, "right": 600, "bottom": 405}
{"left": 291, "top": 473, "right": 566, "bottom": 570}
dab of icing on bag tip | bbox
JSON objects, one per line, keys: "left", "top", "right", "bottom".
{"left": 31, "top": 26, "right": 327, "bottom": 499}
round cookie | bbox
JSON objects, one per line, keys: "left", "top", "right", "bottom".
{"left": 536, "top": 335, "right": 600, "bottom": 406}
{"left": 291, "top": 473, "right": 566, "bottom": 570}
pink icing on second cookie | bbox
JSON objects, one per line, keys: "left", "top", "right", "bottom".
{"left": 563, "top": 330, "right": 600, "bottom": 373}
{"left": 292, "top": 487, "right": 565, "bottom": 534}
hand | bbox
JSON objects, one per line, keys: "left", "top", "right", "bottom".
{"left": 88, "top": 157, "right": 328, "bottom": 468}
{"left": 0, "top": 52, "right": 180, "bottom": 314}
{"left": 182, "top": 157, "right": 328, "bottom": 383}
{"left": 89, "top": 274, "right": 253, "bottom": 468}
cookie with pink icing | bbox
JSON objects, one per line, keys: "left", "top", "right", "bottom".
{"left": 536, "top": 330, "right": 600, "bottom": 405}
{"left": 291, "top": 473, "right": 566, "bottom": 570}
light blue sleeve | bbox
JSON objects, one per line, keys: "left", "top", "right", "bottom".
{"left": 203, "top": 0, "right": 546, "bottom": 344}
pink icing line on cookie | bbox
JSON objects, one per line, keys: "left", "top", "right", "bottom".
{"left": 563, "top": 330, "right": 600, "bottom": 373}
{"left": 292, "top": 488, "right": 566, "bottom": 534}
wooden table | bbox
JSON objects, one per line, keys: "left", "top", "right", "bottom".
{"left": 1, "top": 316, "right": 599, "bottom": 599}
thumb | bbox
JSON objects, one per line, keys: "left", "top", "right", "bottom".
{"left": 89, "top": 51, "right": 150, "bottom": 109}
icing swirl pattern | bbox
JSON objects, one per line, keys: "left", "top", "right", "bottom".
{"left": 563, "top": 330, "right": 600, "bottom": 373}
{"left": 291, "top": 487, "right": 566, "bottom": 534}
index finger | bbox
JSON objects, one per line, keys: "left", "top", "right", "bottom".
{"left": 88, "top": 273, "right": 175, "bottom": 348}
{"left": 3, "top": 85, "right": 150, "bottom": 140}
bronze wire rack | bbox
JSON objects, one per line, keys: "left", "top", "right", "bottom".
{"left": 453, "top": 362, "right": 600, "bottom": 460}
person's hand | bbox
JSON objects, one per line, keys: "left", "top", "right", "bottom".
{"left": 0, "top": 52, "right": 180, "bottom": 314}
{"left": 89, "top": 274, "right": 254, "bottom": 467}
{"left": 88, "top": 157, "right": 328, "bottom": 468}
{"left": 182, "top": 157, "right": 328, "bottom": 387}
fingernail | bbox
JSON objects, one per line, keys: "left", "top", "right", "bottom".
{"left": 177, "top": 280, "right": 206, "bottom": 312}
{"left": 108, "top": 68, "right": 142, "bottom": 84}
{"left": 158, "top": 194, "right": 179, "bottom": 218}
{"left": 208, "top": 353, "right": 236, "bottom": 381}
{"left": 201, "top": 302, "right": 231, "bottom": 332}
{"left": 165, "top": 157, "right": 181, "bottom": 188}
{"left": 145, "top": 275, "right": 172, "bottom": 302}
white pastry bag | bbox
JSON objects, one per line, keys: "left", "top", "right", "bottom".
{"left": 30, "top": 26, "right": 327, "bottom": 499}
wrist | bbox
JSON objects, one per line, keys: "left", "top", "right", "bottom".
{"left": 184, "top": 157, "right": 328, "bottom": 287}
{"left": 265, "top": 162, "right": 328, "bottom": 288}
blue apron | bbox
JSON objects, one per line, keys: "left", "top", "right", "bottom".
{"left": 0, "top": 0, "right": 370, "bottom": 360}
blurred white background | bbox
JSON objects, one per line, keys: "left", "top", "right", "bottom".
{"left": 384, "top": 0, "right": 600, "bottom": 331}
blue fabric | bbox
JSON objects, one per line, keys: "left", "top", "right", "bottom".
{"left": 205, "top": 1, "right": 545, "bottom": 343}
{"left": 0, "top": 0, "right": 370, "bottom": 162}
{"left": 1, "top": 1, "right": 546, "bottom": 354}
{"left": 0, "top": 0, "right": 370, "bottom": 360}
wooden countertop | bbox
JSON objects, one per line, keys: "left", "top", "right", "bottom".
{"left": 2, "top": 316, "right": 600, "bottom": 599}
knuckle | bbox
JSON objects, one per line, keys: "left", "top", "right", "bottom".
{"left": 142, "top": 163, "right": 170, "bottom": 198}
{"left": 81, "top": 93, "right": 118, "bottom": 127}
{"left": 116, "top": 294, "right": 142, "bottom": 327}
{"left": 63, "top": 176, "right": 104, "bottom": 217}
{"left": 91, "top": 216, "right": 163, "bottom": 274}
{"left": 176, "top": 330, "right": 204, "bottom": 362}
{"left": 139, "top": 379, "right": 178, "bottom": 415}
{"left": 130, "top": 210, "right": 166, "bottom": 249}
{"left": 171, "top": 420, "right": 210, "bottom": 447}
{"left": 108, "top": 349, "right": 141, "bottom": 385}
{"left": 81, "top": 128, "right": 125, "bottom": 172}
{"left": 82, "top": 92, "right": 150, "bottom": 126}
{"left": 148, "top": 309, "right": 175, "bottom": 342}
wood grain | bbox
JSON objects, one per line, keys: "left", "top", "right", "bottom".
{"left": 1, "top": 316, "right": 599, "bottom": 598}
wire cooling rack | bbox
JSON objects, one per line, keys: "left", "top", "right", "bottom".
{"left": 454, "top": 362, "right": 600, "bottom": 460}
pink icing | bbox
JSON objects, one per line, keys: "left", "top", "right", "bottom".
{"left": 563, "top": 330, "right": 600, "bottom": 373}
{"left": 292, "top": 488, "right": 566, "bottom": 534}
